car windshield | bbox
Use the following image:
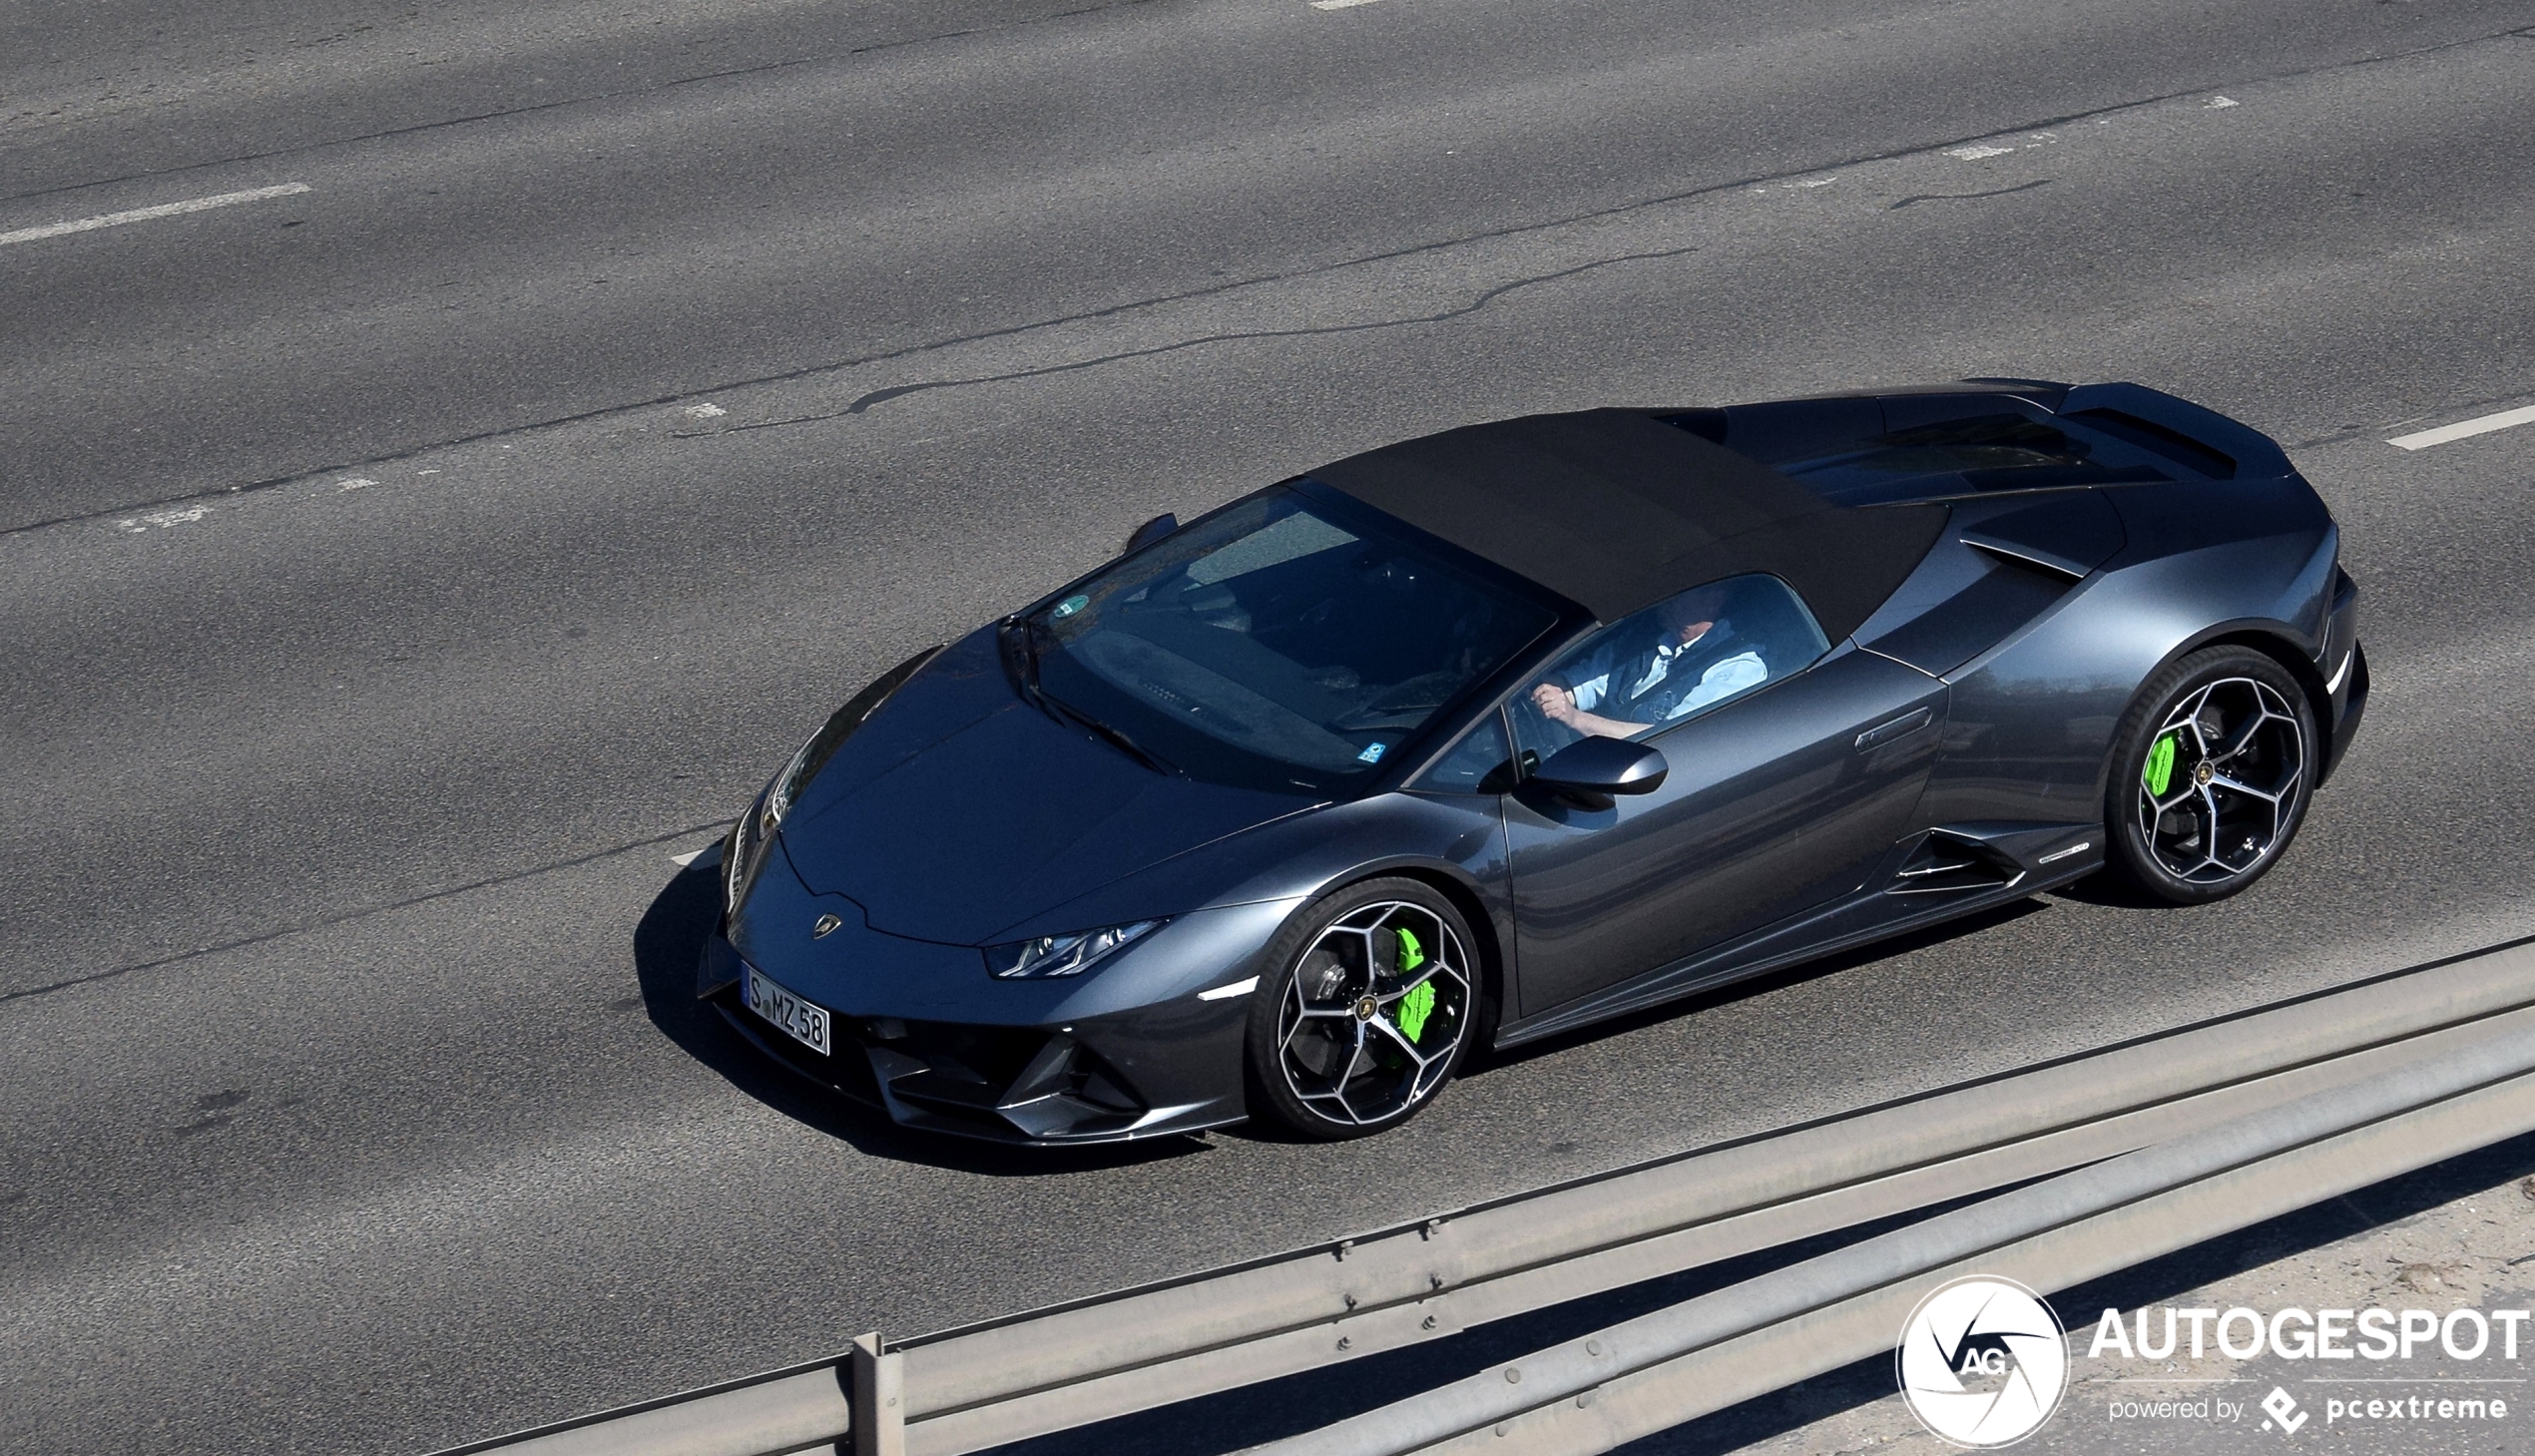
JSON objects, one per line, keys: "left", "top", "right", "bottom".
{"left": 1027, "top": 487, "right": 1560, "bottom": 792}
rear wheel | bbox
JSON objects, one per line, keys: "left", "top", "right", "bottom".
{"left": 1245, "top": 878, "right": 1478, "bottom": 1140}
{"left": 2105, "top": 646, "right": 2315, "bottom": 905}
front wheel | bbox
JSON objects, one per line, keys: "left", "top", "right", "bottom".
{"left": 1245, "top": 878, "right": 1479, "bottom": 1140}
{"left": 2104, "top": 646, "right": 2316, "bottom": 905}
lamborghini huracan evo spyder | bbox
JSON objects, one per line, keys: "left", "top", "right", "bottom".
{"left": 698, "top": 380, "right": 2366, "bottom": 1144}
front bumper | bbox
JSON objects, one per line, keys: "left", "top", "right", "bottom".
{"left": 697, "top": 910, "right": 1270, "bottom": 1146}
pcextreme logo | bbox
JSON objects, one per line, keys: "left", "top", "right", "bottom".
{"left": 1897, "top": 1276, "right": 2070, "bottom": 1447}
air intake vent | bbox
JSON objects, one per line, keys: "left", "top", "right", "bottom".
{"left": 1889, "top": 832, "right": 2028, "bottom": 895}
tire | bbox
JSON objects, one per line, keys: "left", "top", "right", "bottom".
{"left": 1245, "top": 878, "right": 1481, "bottom": 1140}
{"left": 2104, "top": 645, "right": 2317, "bottom": 905}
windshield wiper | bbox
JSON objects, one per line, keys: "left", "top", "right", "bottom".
{"left": 1001, "top": 615, "right": 1179, "bottom": 776}
{"left": 1001, "top": 614, "right": 1045, "bottom": 698}
{"left": 1047, "top": 696, "right": 1179, "bottom": 776}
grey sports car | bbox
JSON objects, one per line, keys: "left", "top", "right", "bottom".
{"left": 697, "top": 379, "right": 2365, "bottom": 1144}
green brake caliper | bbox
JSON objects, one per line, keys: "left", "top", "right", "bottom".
{"left": 1388, "top": 928, "right": 1434, "bottom": 1041}
{"left": 2144, "top": 731, "right": 2179, "bottom": 797}
{"left": 1396, "top": 981, "right": 1436, "bottom": 1044}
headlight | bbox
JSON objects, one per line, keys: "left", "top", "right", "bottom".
{"left": 985, "top": 919, "right": 1165, "bottom": 979}
{"left": 724, "top": 729, "right": 817, "bottom": 912}
{"left": 722, "top": 785, "right": 776, "bottom": 914}
{"left": 723, "top": 644, "right": 944, "bottom": 916}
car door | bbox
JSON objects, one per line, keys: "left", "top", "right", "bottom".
{"left": 1502, "top": 587, "right": 1947, "bottom": 1020}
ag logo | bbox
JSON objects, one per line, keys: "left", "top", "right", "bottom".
{"left": 1896, "top": 1275, "right": 2068, "bottom": 1447}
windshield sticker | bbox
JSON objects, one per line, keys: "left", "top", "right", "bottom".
{"left": 1356, "top": 741, "right": 1387, "bottom": 763}
{"left": 1184, "top": 511, "right": 1358, "bottom": 586}
{"left": 1051, "top": 594, "right": 1090, "bottom": 619}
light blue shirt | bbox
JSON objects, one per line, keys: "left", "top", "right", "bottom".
{"left": 1571, "top": 643, "right": 1767, "bottom": 723}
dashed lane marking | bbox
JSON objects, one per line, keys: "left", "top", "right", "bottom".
{"left": 1308, "top": 0, "right": 1384, "bottom": 9}
{"left": 115, "top": 505, "right": 211, "bottom": 534}
{"left": 2389, "top": 403, "right": 2535, "bottom": 451}
{"left": 0, "top": 184, "right": 311, "bottom": 248}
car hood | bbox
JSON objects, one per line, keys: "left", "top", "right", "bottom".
{"left": 780, "top": 643, "right": 1319, "bottom": 943}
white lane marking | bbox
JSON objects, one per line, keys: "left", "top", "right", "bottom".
{"left": 2388, "top": 403, "right": 2535, "bottom": 451}
{"left": 1198, "top": 976, "right": 1261, "bottom": 1001}
{"left": 1947, "top": 145, "right": 2016, "bottom": 161}
{"left": 682, "top": 403, "right": 727, "bottom": 419}
{"left": 2207, "top": 96, "right": 2240, "bottom": 109}
{"left": 336, "top": 477, "right": 376, "bottom": 492}
{"left": 0, "top": 183, "right": 311, "bottom": 248}
{"left": 670, "top": 847, "right": 708, "bottom": 866}
{"left": 116, "top": 504, "right": 213, "bottom": 533}
{"left": 1309, "top": 0, "right": 1383, "bottom": 9}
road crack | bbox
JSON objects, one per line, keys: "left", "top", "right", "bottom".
{"left": 0, "top": 0, "right": 1168, "bottom": 209}
{"left": 0, "top": 819, "right": 730, "bottom": 1010}
{"left": 1889, "top": 179, "right": 2053, "bottom": 210}
{"left": 14, "top": 18, "right": 2535, "bottom": 539}
{"left": 698, "top": 244, "right": 1706, "bottom": 432}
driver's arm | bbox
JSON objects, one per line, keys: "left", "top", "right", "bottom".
{"left": 1531, "top": 682, "right": 1642, "bottom": 741}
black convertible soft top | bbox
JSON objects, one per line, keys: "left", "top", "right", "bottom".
{"left": 1310, "top": 408, "right": 1949, "bottom": 641}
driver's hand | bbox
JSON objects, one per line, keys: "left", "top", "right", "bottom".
{"left": 1531, "top": 683, "right": 1575, "bottom": 723}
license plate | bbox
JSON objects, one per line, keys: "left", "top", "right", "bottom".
{"left": 744, "top": 965, "right": 831, "bottom": 1056}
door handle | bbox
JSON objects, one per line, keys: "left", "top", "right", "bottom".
{"left": 1855, "top": 706, "right": 1934, "bottom": 751}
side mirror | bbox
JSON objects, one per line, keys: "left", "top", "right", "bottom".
{"left": 1530, "top": 736, "right": 1668, "bottom": 796}
{"left": 1125, "top": 513, "right": 1180, "bottom": 554}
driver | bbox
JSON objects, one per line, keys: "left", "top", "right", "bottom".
{"left": 1529, "top": 586, "right": 1766, "bottom": 740}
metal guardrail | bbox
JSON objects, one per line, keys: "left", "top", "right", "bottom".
{"left": 447, "top": 935, "right": 2535, "bottom": 1456}
{"left": 1249, "top": 1001, "right": 2535, "bottom": 1454}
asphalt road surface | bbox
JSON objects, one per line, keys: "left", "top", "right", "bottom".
{"left": 5, "top": 2, "right": 2535, "bottom": 1453}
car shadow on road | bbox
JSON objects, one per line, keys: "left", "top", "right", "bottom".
{"left": 631, "top": 861, "right": 1208, "bottom": 1177}
{"left": 1212, "top": 892, "right": 2066, "bottom": 1144}
{"left": 635, "top": 868, "right": 2082, "bottom": 1163}
{"left": 1457, "top": 895, "right": 2056, "bottom": 1083}
{"left": 2045, "top": 868, "right": 2184, "bottom": 909}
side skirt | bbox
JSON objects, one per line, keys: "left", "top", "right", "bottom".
{"left": 1493, "top": 849, "right": 2103, "bottom": 1050}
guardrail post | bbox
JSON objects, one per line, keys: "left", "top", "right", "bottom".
{"left": 849, "top": 1331, "right": 904, "bottom": 1456}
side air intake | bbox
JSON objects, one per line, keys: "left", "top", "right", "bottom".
{"left": 1888, "top": 831, "right": 2028, "bottom": 895}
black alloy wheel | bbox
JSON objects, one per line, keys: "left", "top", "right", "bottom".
{"left": 2105, "top": 645, "right": 2316, "bottom": 905}
{"left": 1245, "top": 878, "right": 1479, "bottom": 1140}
